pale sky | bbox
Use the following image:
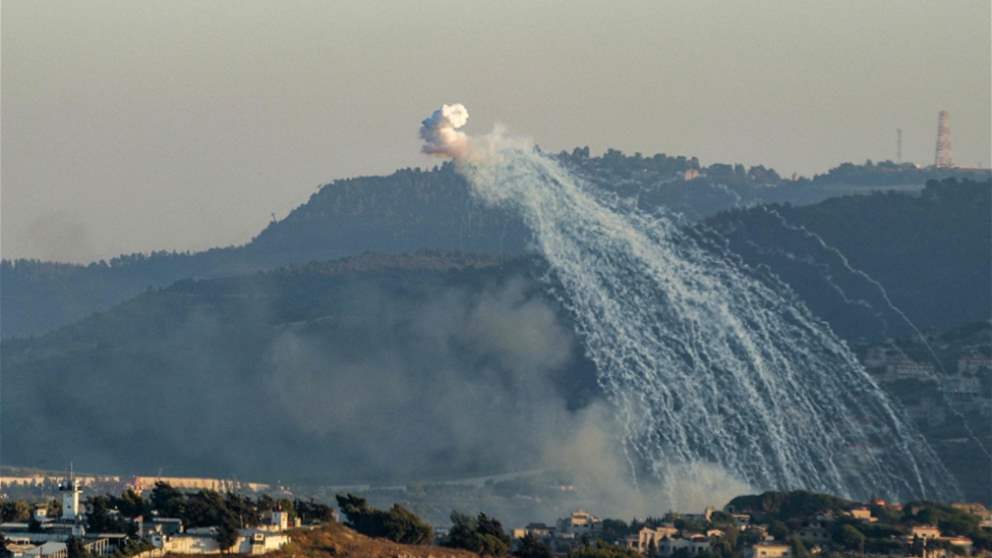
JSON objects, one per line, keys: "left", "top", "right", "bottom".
{"left": 2, "top": 1, "right": 990, "bottom": 262}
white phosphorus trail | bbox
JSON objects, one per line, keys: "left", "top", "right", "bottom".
{"left": 419, "top": 104, "right": 959, "bottom": 501}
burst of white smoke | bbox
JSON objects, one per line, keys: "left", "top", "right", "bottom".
{"left": 420, "top": 103, "right": 471, "bottom": 158}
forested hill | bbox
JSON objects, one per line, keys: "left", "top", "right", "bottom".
{"left": 705, "top": 178, "right": 992, "bottom": 340}
{"left": 2, "top": 150, "right": 987, "bottom": 339}
{"left": 0, "top": 252, "right": 600, "bottom": 482}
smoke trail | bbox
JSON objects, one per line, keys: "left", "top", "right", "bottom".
{"left": 418, "top": 104, "right": 958, "bottom": 502}
{"left": 759, "top": 206, "right": 992, "bottom": 461}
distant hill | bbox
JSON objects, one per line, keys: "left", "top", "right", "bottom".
{"left": 0, "top": 253, "right": 600, "bottom": 483}
{"left": 3, "top": 151, "right": 985, "bottom": 339}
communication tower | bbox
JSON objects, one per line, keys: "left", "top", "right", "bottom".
{"left": 896, "top": 128, "right": 902, "bottom": 163}
{"left": 934, "top": 111, "right": 952, "bottom": 168}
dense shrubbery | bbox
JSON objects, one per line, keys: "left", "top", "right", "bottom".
{"left": 443, "top": 511, "right": 512, "bottom": 555}
{"left": 726, "top": 490, "right": 850, "bottom": 521}
{"left": 334, "top": 494, "right": 432, "bottom": 545}
{"left": 514, "top": 532, "right": 553, "bottom": 558}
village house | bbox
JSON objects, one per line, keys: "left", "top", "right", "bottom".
{"left": 510, "top": 522, "right": 555, "bottom": 541}
{"left": 747, "top": 542, "right": 792, "bottom": 558}
{"left": 938, "top": 536, "right": 974, "bottom": 554}
{"left": 657, "top": 534, "right": 711, "bottom": 557}
{"left": 149, "top": 529, "right": 289, "bottom": 556}
{"left": 910, "top": 525, "right": 942, "bottom": 540}
{"left": 845, "top": 507, "right": 876, "bottom": 523}
{"left": 633, "top": 524, "right": 679, "bottom": 553}
{"left": 796, "top": 522, "right": 830, "bottom": 544}
{"left": 557, "top": 510, "right": 603, "bottom": 536}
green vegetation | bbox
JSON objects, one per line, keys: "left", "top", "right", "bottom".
{"left": 831, "top": 524, "right": 865, "bottom": 552}
{"left": 513, "top": 532, "right": 552, "bottom": 558}
{"left": 904, "top": 502, "right": 991, "bottom": 548}
{"left": 334, "top": 494, "right": 432, "bottom": 546}
{"left": 88, "top": 482, "right": 330, "bottom": 547}
{"left": 707, "top": 178, "right": 992, "bottom": 340}
{"left": 726, "top": 490, "right": 850, "bottom": 521}
{"left": 443, "top": 511, "right": 512, "bottom": 555}
{"left": 65, "top": 537, "right": 91, "bottom": 558}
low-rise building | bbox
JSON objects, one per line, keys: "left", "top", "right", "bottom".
{"left": 511, "top": 523, "right": 554, "bottom": 540}
{"left": 910, "top": 525, "right": 942, "bottom": 540}
{"left": 846, "top": 507, "right": 876, "bottom": 523}
{"left": 938, "top": 536, "right": 973, "bottom": 554}
{"left": 557, "top": 510, "right": 602, "bottom": 536}
{"left": 796, "top": 523, "right": 829, "bottom": 544}
{"left": 657, "top": 535, "right": 711, "bottom": 557}
{"left": 149, "top": 529, "right": 289, "bottom": 555}
{"left": 748, "top": 542, "right": 791, "bottom": 558}
{"left": 634, "top": 525, "right": 678, "bottom": 554}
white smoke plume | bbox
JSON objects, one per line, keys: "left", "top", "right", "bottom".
{"left": 420, "top": 103, "right": 472, "bottom": 158}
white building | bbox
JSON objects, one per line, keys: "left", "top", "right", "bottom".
{"left": 635, "top": 525, "right": 679, "bottom": 553}
{"left": 658, "top": 535, "right": 711, "bottom": 557}
{"left": 557, "top": 510, "right": 602, "bottom": 535}
{"left": 59, "top": 475, "right": 81, "bottom": 522}
{"left": 150, "top": 530, "right": 289, "bottom": 555}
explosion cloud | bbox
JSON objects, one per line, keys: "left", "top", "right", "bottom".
{"left": 420, "top": 103, "right": 471, "bottom": 159}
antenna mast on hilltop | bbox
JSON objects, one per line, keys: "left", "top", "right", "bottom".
{"left": 934, "top": 110, "right": 952, "bottom": 168}
{"left": 896, "top": 128, "right": 902, "bottom": 163}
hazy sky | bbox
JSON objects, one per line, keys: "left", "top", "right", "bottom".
{"left": 3, "top": 1, "right": 990, "bottom": 262}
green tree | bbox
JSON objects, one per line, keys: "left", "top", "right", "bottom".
{"left": 149, "top": 482, "right": 185, "bottom": 518}
{"left": 789, "top": 536, "right": 810, "bottom": 558}
{"left": 86, "top": 496, "right": 127, "bottom": 533}
{"left": 1, "top": 534, "right": 14, "bottom": 558}
{"left": 334, "top": 494, "right": 431, "bottom": 545}
{"left": 833, "top": 524, "right": 865, "bottom": 552}
{"left": 768, "top": 521, "right": 789, "bottom": 541}
{"left": 0, "top": 501, "right": 31, "bottom": 523}
{"left": 215, "top": 511, "right": 241, "bottom": 554}
{"left": 514, "top": 532, "right": 552, "bottom": 558}
{"left": 293, "top": 499, "right": 335, "bottom": 524}
{"left": 66, "top": 537, "right": 91, "bottom": 558}
{"left": 445, "top": 511, "right": 511, "bottom": 556}
{"left": 112, "top": 490, "right": 148, "bottom": 518}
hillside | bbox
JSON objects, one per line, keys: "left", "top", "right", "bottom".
{"left": 705, "top": 178, "right": 992, "bottom": 340}
{"left": 3, "top": 152, "right": 986, "bottom": 338}
{"left": 3, "top": 251, "right": 991, "bottom": 503}
{"left": 0, "top": 253, "right": 600, "bottom": 483}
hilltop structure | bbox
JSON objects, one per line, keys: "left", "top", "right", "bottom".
{"left": 935, "top": 110, "right": 953, "bottom": 168}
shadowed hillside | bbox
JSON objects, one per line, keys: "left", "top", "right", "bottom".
{"left": 705, "top": 178, "right": 992, "bottom": 340}
{"left": 1, "top": 253, "right": 601, "bottom": 483}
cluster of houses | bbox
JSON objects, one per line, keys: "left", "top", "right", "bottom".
{"left": 0, "top": 475, "right": 271, "bottom": 497}
{"left": 0, "top": 474, "right": 291, "bottom": 558}
{"left": 511, "top": 509, "right": 611, "bottom": 554}
{"left": 511, "top": 501, "right": 990, "bottom": 558}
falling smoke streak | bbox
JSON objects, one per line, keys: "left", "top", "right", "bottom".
{"left": 759, "top": 206, "right": 992, "bottom": 461}
{"left": 419, "top": 105, "right": 959, "bottom": 501}
{"left": 733, "top": 235, "right": 893, "bottom": 334}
